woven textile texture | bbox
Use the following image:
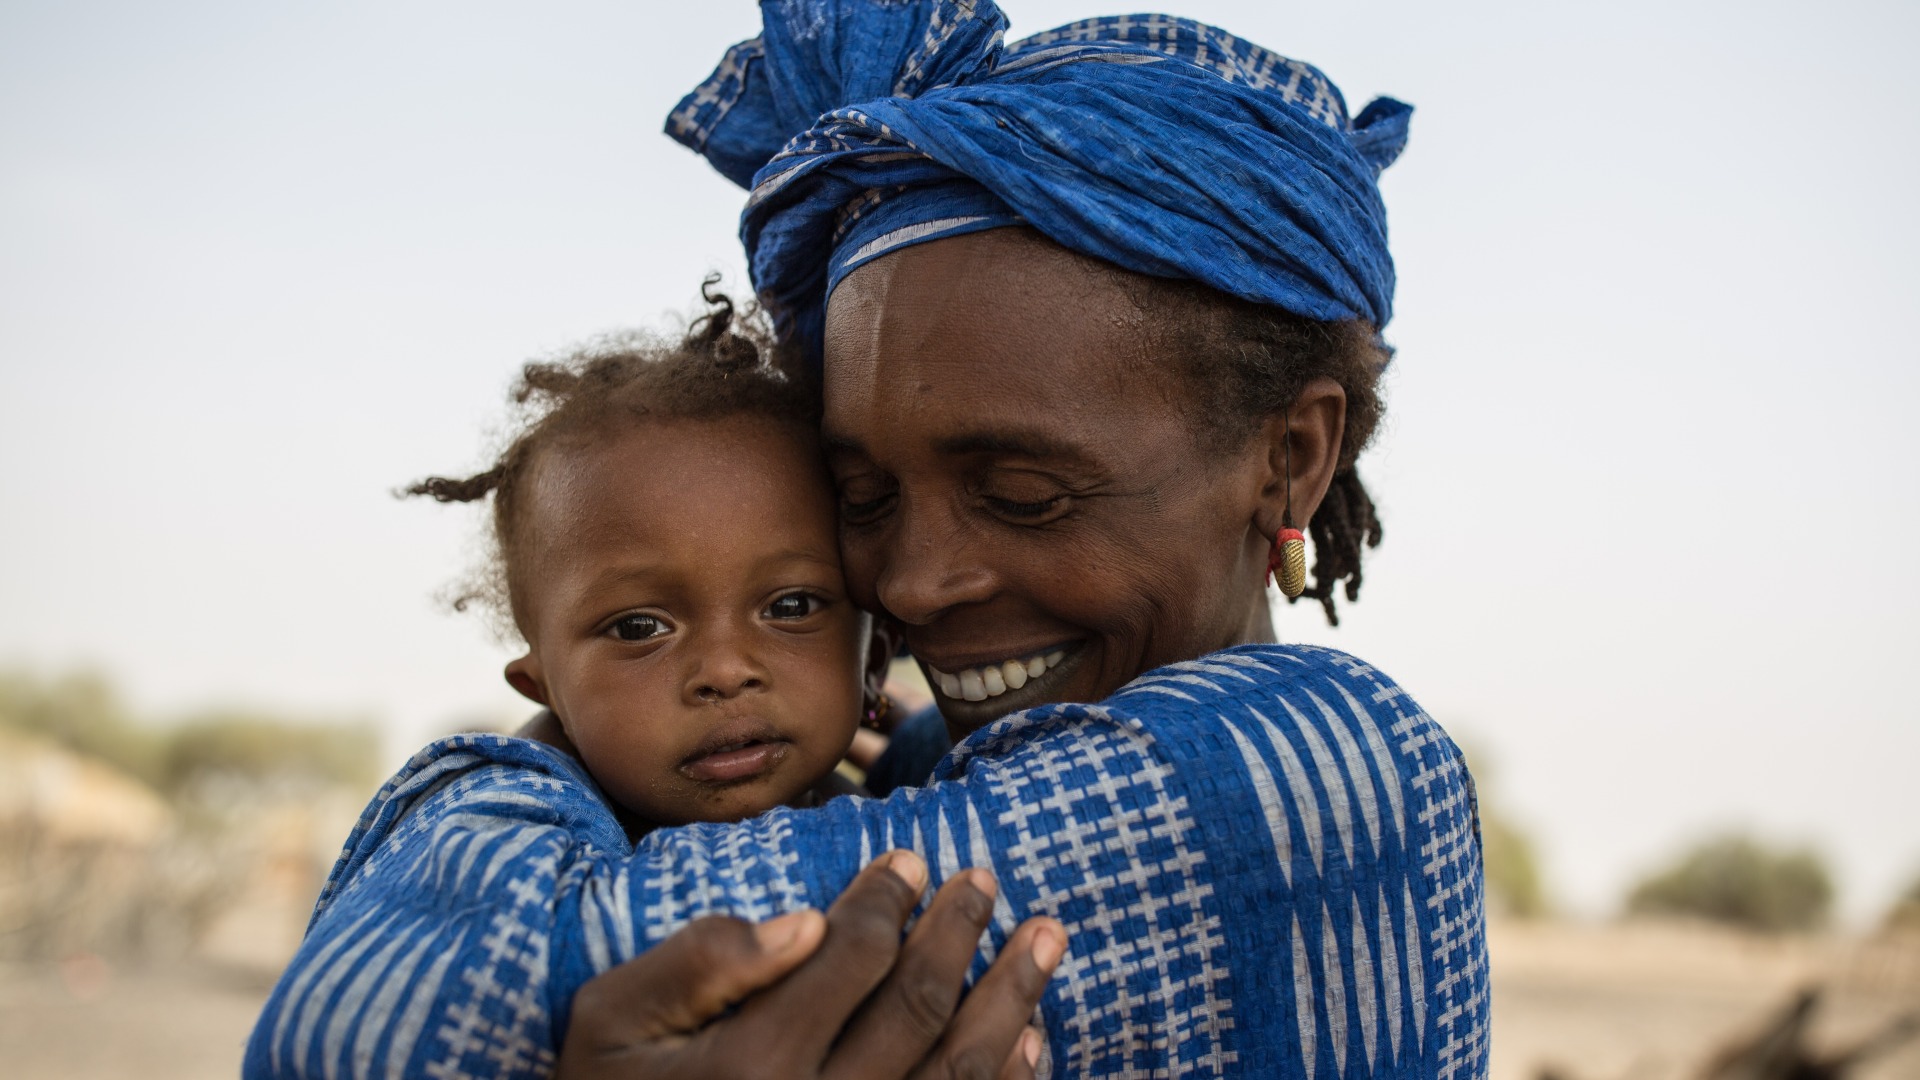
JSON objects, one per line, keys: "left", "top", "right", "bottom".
{"left": 245, "top": 644, "right": 1489, "bottom": 1078}
{"left": 667, "top": 0, "right": 1413, "bottom": 361}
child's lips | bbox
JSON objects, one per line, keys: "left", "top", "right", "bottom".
{"left": 682, "top": 740, "right": 788, "bottom": 783}
{"left": 680, "top": 720, "right": 789, "bottom": 784}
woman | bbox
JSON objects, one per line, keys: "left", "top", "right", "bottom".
{"left": 246, "top": 3, "right": 1488, "bottom": 1077}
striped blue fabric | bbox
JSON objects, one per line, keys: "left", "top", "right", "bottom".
{"left": 667, "top": 1, "right": 1413, "bottom": 361}
{"left": 245, "top": 644, "right": 1489, "bottom": 1078}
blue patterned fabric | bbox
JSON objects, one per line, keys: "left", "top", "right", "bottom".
{"left": 667, "top": 1, "right": 1413, "bottom": 359}
{"left": 245, "top": 645, "right": 1489, "bottom": 1078}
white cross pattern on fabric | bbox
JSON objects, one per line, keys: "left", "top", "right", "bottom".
{"left": 988, "top": 716, "right": 1236, "bottom": 1075}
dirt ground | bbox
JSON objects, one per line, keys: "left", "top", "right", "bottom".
{"left": 2, "top": 920, "right": 1916, "bottom": 1079}
{"left": 1489, "top": 921, "right": 1920, "bottom": 1079}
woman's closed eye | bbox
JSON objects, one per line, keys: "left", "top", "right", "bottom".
{"left": 606, "top": 613, "right": 671, "bottom": 643}
{"left": 985, "top": 494, "right": 1066, "bottom": 521}
{"left": 979, "top": 474, "right": 1073, "bottom": 524}
{"left": 833, "top": 470, "right": 897, "bottom": 525}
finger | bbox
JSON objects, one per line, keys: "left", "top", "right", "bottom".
{"left": 737, "top": 849, "right": 928, "bottom": 1065}
{"left": 910, "top": 917, "right": 1065, "bottom": 1080}
{"left": 826, "top": 867, "right": 999, "bottom": 1078}
{"left": 997, "top": 1029, "right": 1044, "bottom": 1080}
{"left": 567, "top": 910, "right": 825, "bottom": 1046}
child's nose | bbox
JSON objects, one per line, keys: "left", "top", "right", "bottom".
{"left": 684, "top": 630, "right": 768, "bottom": 703}
{"left": 692, "top": 676, "right": 764, "bottom": 703}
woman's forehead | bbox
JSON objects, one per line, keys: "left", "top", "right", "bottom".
{"left": 822, "top": 231, "right": 1172, "bottom": 418}
{"left": 828, "top": 227, "right": 1135, "bottom": 323}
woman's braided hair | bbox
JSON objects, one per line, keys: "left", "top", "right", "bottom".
{"left": 1145, "top": 278, "right": 1388, "bottom": 626}
{"left": 403, "top": 278, "right": 815, "bottom": 636}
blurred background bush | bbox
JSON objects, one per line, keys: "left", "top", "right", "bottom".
{"left": 1626, "top": 834, "right": 1836, "bottom": 935}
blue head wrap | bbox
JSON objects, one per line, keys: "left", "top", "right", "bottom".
{"left": 668, "top": 1, "right": 1411, "bottom": 360}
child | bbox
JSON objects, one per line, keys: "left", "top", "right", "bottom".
{"left": 407, "top": 290, "right": 893, "bottom": 834}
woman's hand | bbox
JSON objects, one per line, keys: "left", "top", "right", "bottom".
{"left": 556, "top": 850, "right": 1065, "bottom": 1080}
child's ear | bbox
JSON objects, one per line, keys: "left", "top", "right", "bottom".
{"left": 504, "top": 653, "right": 550, "bottom": 708}
{"left": 862, "top": 616, "right": 907, "bottom": 700}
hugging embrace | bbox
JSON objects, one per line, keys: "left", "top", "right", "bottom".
{"left": 246, "top": 2, "right": 1489, "bottom": 1078}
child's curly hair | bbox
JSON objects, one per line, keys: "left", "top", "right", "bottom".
{"left": 405, "top": 278, "right": 816, "bottom": 637}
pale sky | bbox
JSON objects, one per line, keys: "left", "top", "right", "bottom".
{"left": 3, "top": 0, "right": 1916, "bottom": 921}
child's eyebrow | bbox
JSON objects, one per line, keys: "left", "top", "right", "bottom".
{"left": 579, "top": 563, "right": 670, "bottom": 595}
{"left": 578, "top": 549, "right": 842, "bottom": 595}
{"left": 752, "top": 548, "right": 844, "bottom": 575}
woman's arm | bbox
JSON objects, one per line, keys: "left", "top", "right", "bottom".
{"left": 242, "top": 736, "right": 1058, "bottom": 1080}
{"left": 249, "top": 644, "right": 1489, "bottom": 1079}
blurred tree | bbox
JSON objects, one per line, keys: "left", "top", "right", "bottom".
{"left": 1455, "top": 740, "right": 1550, "bottom": 918}
{"left": 163, "top": 711, "right": 380, "bottom": 794}
{"left": 0, "top": 669, "right": 381, "bottom": 797}
{"left": 1481, "top": 810, "right": 1548, "bottom": 919}
{"left": 1627, "top": 834, "right": 1833, "bottom": 933}
{"left": 1883, "top": 867, "right": 1920, "bottom": 935}
{"left": 0, "top": 670, "right": 165, "bottom": 786}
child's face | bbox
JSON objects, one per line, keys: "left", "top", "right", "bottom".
{"left": 505, "top": 416, "right": 868, "bottom": 826}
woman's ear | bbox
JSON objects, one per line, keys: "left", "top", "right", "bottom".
{"left": 504, "top": 652, "right": 550, "bottom": 708}
{"left": 1252, "top": 376, "right": 1347, "bottom": 540}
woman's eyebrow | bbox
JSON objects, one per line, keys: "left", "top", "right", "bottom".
{"left": 931, "top": 430, "right": 1088, "bottom": 461}
{"left": 822, "top": 428, "right": 1096, "bottom": 465}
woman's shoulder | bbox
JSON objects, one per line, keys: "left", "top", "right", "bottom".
{"left": 1125, "top": 642, "right": 1414, "bottom": 703}
{"left": 944, "top": 643, "right": 1454, "bottom": 772}
{"left": 933, "top": 642, "right": 1476, "bottom": 879}
{"left": 1117, "top": 642, "right": 1467, "bottom": 790}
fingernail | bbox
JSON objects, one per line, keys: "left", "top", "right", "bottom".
{"left": 966, "top": 868, "right": 998, "bottom": 902}
{"left": 1022, "top": 1027, "right": 1042, "bottom": 1067}
{"left": 885, "top": 850, "right": 928, "bottom": 892}
{"left": 1030, "top": 924, "right": 1066, "bottom": 972}
{"left": 754, "top": 910, "right": 812, "bottom": 953}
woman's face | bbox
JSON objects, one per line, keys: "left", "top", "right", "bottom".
{"left": 823, "top": 229, "right": 1279, "bottom": 735}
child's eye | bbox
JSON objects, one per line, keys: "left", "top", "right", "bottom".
{"left": 764, "top": 593, "right": 822, "bottom": 620}
{"left": 608, "top": 614, "right": 669, "bottom": 642}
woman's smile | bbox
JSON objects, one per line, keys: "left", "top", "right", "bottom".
{"left": 917, "top": 642, "right": 1083, "bottom": 722}
{"left": 924, "top": 646, "right": 1068, "bottom": 701}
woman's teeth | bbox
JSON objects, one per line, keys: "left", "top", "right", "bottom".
{"left": 929, "top": 651, "right": 1066, "bottom": 702}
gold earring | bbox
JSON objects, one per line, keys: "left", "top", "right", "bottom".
{"left": 1269, "top": 521, "right": 1307, "bottom": 599}
{"left": 1270, "top": 409, "right": 1308, "bottom": 600}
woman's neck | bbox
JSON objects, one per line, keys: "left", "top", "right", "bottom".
{"left": 1239, "top": 590, "right": 1278, "bottom": 645}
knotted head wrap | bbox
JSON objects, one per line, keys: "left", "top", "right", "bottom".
{"left": 668, "top": 1, "right": 1411, "bottom": 361}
